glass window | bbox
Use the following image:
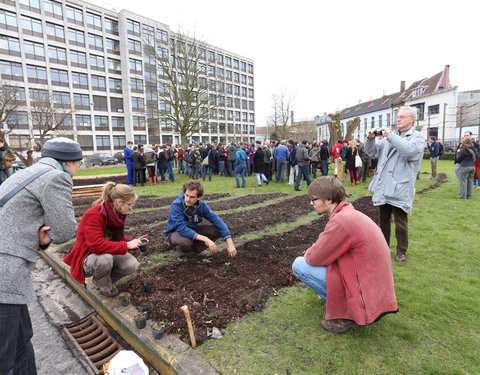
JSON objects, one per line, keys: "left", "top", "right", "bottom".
{"left": 131, "top": 97, "right": 144, "bottom": 110}
{"left": 48, "top": 45, "right": 66, "bottom": 62}
{"left": 68, "top": 28, "right": 84, "bottom": 45}
{"left": 96, "top": 135, "right": 110, "bottom": 147}
{"left": 52, "top": 91, "right": 70, "bottom": 105}
{"left": 108, "top": 58, "right": 121, "bottom": 72}
{"left": 74, "top": 93, "right": 90, "bottom": 107}
{"left": 90, "top": 54, "right": 104, "bottom": 69}
{"left": 69, "top": 50, "right": 86, "bottom": 66}
{"left": 6, "top": 111, "right": 28, "bottom": 126}
{"left": 111, "top": 117, "right": 124, "bottom": 128}
{"left": 225, "top": 56, "right": 232, "bottom": 67}
{"left": 0, "top": 10, "right": 18, "bottom": 28}
{"left": 109, "top": 77, "right": 122, "bottom": 91}
{"left": 113, "top": 136, "right": 126, "bottom": 147}
{"left": 106, "top": 38, "right": 120, "bottom": 52}
{"left": 217, "top": 54, "right": 224, "bottom": 65}
{"left": 27, "top": 65, "right": 47, "bottom": 80}
{"left": 130, "top": 78, "right": 143, "bottom": 91}
{"left": 128, "top": 39, "right": 142, "bottom": 54}
{"left": 233, "top": 59, "right": 239, "bottom": 70}
{"left": 0, "top": 36, "right": 20, "bottom": 53}
{"left": 248, "top": 64, "right": 253, "bottom": 74}
{"left": 126, "top": 19, "right": 140, "bottom": 34}
{"left": 105, "top": 18, "right": 118, "bottom": 34}
{"left": 87, "top": 12, "right": 102, "bottom": 29}
{"left": 91, "top": 75, "right": 106, "bottom": 90}
{"left": 129, "top": 58, "right": 142, "bottom": 73}
{"left": 22, "top": 16, "right": 42, "bottom": 34}
{"left": 133, "top": 116, "right": 145, "bottom": 127}
{"left": 66, "top": 6, "right": 83, "bottom": 23}
{"left": 20, "top": 0, "right": 40, "bottom": 10}
{"left": 71, "top": 71, "right": 88, "bottom": 87}
{"left": 156, "top": 29, "right": 168, "bottom": 43}
{"left": 240, "top": 61, "right": 247, "bottom": 71}
{"left": 75, "top": 114, "right": 91, "bottom": 128}
{"left": 207, "top": 50, "right": 215, "bottom": 62}
{"left": 88, "top": 33, "right": 103, "bottom": 49}
{"left": 248, "top": 76, "right": 254, "bottom": 86}
{"left": 46, "top": 22, "right": 64, "bottom": 39}
{"left": 0, "top": 60, "right": 23, "bottom": 78}
{"left": 44, "top": 0, "right": 63, "bottom": 17}
{"left": 29, "top": 88, "right": 48, "bottom": 101}
{"left": 94, "top": 115, "right": 108, "bottom": 127}
{"left": 50, "top": 68, "right": 68, "bottom": 84}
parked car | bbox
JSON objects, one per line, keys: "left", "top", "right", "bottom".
{"left": 12, "top": 156, "right": 26, "bottom": 172}
{"left": 443, "top": 141, "right": 458, "bottom": 153}
{"left": 90, "top": 153, "right": 118, "bottom": 166}
{"left": 114, "top": 152, "right": 125, "bottom": 163}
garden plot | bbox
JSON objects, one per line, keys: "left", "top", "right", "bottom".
{"left": 123, "top": 197, "right": 378, "bottom": 344}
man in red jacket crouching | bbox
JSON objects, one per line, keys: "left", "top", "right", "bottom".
{"left": 292, "top": 176, "right": 398, "bottom": 333}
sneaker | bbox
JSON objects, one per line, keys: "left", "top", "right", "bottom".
{"left": 395, "top": 254, "right": 407, "bottom": 262}
{"left": 265, "top": 180, "right": 269, "bottom": 185}
{"left": 321, "top": 319, "right": 359, "bottom": 333}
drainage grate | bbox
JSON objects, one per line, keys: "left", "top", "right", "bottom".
{"left": 64, "top": 314, "right": 123, "bottom": 374}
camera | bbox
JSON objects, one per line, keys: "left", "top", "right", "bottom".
{"left": 373, "top": 130, "right": 383, "bottom": 136}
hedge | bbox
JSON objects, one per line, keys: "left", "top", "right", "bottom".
{"left": 423, "top": 152, "right": 455, "bottom": 160}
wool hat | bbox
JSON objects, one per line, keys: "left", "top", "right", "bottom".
{"left": 41, "top": 137, "right": 83, "bottom": 161}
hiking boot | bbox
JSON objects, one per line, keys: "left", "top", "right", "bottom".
{"left": 321, "top": 319, "right": 359, "bottom": 333}
{"left": 395, "top": 254, "right": 407, "bottom": 262}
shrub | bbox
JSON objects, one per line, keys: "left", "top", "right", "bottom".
{"left": 423, "top": 152, "right": 455, "bottom": 161}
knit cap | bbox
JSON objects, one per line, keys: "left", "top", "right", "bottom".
{"left": 41, "top": 137, "right": 83, "bottom": 161}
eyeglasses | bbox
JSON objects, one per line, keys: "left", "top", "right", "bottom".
{"left": 310, "top": 197, "right": 320, "bottom": 203}
{"left": 397, "top": 115, "right": 412, "bottom": 119}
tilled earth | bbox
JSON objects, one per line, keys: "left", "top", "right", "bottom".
{"left": 124, "top": 196, "right": 379, "bottom": 344}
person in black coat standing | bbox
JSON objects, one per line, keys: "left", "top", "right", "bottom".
{"left": 131, "top": 146, "right": 145, "bottom": 186}
{"left": 253, "top": 142, "right": 269, "bottom": 186}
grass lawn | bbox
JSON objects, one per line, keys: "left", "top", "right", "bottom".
{"left": 77, "top": 161, "right": 480, "bottom": 374}
{"left": 75, "top": 165, "right": 127, "bottom": 176}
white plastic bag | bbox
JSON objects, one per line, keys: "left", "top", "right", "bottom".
{"left": 105, "top": 350, "right": 149, "bottom": 375}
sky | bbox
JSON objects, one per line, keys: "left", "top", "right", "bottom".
{"left": 97, "top": 0, "right": 479, "bottom": 125}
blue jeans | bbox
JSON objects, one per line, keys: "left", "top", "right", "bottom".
{"left": 256, "top": 173, "right": 267, "bottom": 185}
{"left": 193, "top": 163, "right": 201, "bottom": 179}
{"left": 321, "top": 160, "right": 329, "bottom": 176}
{"left": 292, "top": 257, "right": 327, "bottom": 301}
{"left": 276, "top": 160, "right": 288, "bottom": 182}
{"left": 228, "top": 160, "right": 236, "bottom": 177}
{"left": 294, "top": 165, "right": 312, "bottom": 189}
{"left": 202, "top": 165, "right": 212, "bottom": 181}
{"left": 157, "top": 167, "right": 166, "bottom": 182}
{"left": 178, "top": 160, "right": 185, "bottom": 173}
{"left": 0, "top": 303, "right": 37, "bottom": 375}
{"left": 185, "top": 163, "right": 191, "bottom": 177}
{"left": 166, "top": 161, "right": 175, "bottom": 181}
{"left": 218, "top": 161, "right": 227, "bottom": 176}
{"left": 310, "top": 161, "right": 318, "bottom": 177}
{"left": 126, "top": 162, "right": 134, "bottom": 185}
{"left": 234, "top": 164, "right": 246, "bottom": 187}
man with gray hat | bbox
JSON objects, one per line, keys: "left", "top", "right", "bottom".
{"left": 0, "top": 137, "right": 82, "bottom": 375}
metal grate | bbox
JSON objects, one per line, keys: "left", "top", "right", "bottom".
{"left": 64, "top": 314, "right": 122, "bottom": 374}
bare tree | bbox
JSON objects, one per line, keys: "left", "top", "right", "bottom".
{"left": 327, "top": 113, "right": 360, "bottom": 146}
{"left": 0, "top": 80, "right": 21, "bottom": 140}
{"left": 268, "top": 91, "right": 293, "bottom": 140}
{"left": 145, "top": 32, "right": 211, "bottom": 145}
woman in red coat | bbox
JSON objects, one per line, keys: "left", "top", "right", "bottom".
{"left": 292, "top": 176, "right": 398, "bottom": 333}
{"left": 64, "top": 182, "right": 147, "bottom": 296}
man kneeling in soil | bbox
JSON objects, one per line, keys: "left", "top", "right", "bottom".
{"left": 165, "top": 180, "right": 237, "bottom": 262}
{"left": 292, "top": 176, "right": 398, "bottom": 333}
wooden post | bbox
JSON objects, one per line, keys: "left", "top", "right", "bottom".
{"left": 180, "top": 305, "right": 196, "bottom": 348}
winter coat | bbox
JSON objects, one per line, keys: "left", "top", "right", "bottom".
{"left": 0, "top": 157, "right": 77, "bottom": 304}
{"left": 207, "top": 148, "right": 218, "bottom": 168}
{"left": 331, "top": 143, "right": 343, "bottom": 159}
{"left": 304, "top": 201, "right": 398, "bottom": 325}
{"left": 309, "top": 146, "right": 320, "bottom": 162}
{"left": 131, "top": 151, "right": 145, "bottom": 170}
{"left": 143, "top": 149, "right": 156, "bottom": 165}
{"left": 289, "top": 144, "right": 299, "bottom": 166}
{"left": 227, "top": 145, "right": 237, "bottom": 161}
{"left": 64, "top": 205, "right": 133, "bottom": 285}
{"left": 345, "top": 147, "right": 358, "bottom": 170}
{"left": 455, "top": 148, "right": 477, "bottom": 167}
{"left": 320, "top": 144, "right": 330, "bottom": 161}
{"left": 295, "top": 145, "right": 310, "bottom": 167}
{"left": 365, "top": 127, "right": 425, "bottom": 215}
{"left": 124, "top": 146, "right": 133, "bottom": 164}
{"left": 274, "top": 145, "right": 289, "bottom": 161}
{"left": 253, "top": 148, "right": 265, "bottom": 173}
{"left": 234, "top": 148, "right": 248, "bottom": 167}
{"left": 156, "top": 150, "right": 167, "bottom": 170}
{"left": 261, "top": 145, "right": 272, "bottom": 163}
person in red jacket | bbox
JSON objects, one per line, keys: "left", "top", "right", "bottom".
{"left": 292, "top": 176, "right": 398, "bottom": 333}
{"left": 64, "top": 182, "right": 148, "bottom": 296}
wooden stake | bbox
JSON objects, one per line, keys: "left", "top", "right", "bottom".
{"left": 180, "top": 305, "right": 196, "bottom": 348}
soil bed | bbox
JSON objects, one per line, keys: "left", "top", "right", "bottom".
{"left": 73, "top": 174, "right": 126, "bottom": 186}
{"left": 124, "top": 197, "right": 377, "bottom": 344}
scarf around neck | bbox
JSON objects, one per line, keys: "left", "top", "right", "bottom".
{"left": 100, "top": 201, "right": 126, "bottom": 241}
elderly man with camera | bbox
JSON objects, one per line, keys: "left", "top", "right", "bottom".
{"left": 365, "top": 106, "right": 425, "bottom": 262}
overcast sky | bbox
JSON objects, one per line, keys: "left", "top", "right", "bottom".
{"left": 99, "top": 0, "right": 479, "bottom": 125}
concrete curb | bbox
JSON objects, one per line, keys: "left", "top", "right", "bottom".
{"left": 40, "top": 248, "right": 219, "bottom": 375}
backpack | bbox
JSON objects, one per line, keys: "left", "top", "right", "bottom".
{"left": 438, "top": 142, "right": 444, "bottom": 156}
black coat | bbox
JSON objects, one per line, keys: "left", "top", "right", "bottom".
{"left": 345, "top": 147, "right": 358, "bottom": 170}
{"left": 156, "top": 151, "right": 167, "bottom": 170}
{"left": 320, "top": 144, "right": 330, "bottom": 161}
{"left": 131, "top": 151, "right": 145, "bottom": 170}
{"left": 253, "top": 148, "right": 265, "bottom": 173}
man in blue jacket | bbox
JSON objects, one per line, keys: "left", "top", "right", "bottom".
{"left": 274, "top": 140, "right": 290, "bottom": 183}
{"left": 124, "top": 141, "right": 134, "bottom": 185}
{"left": 165, "top": 180, "right": 238, "bottom": 262}
{"left": 427, "top": 136, "right": 440, "bottom": 180}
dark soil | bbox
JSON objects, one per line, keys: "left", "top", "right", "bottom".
{"left": 124, "top": 196, "right": 378, "bottom": 344}
{"left": 73, "top": 174, "right": 127, "bottom": 187}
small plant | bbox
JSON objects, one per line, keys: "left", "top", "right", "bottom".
{"left": 152, "top": 321, "right": 168, "bottom": 339}
{"left": 134, "top": 312, "right": 148, "bottom": 329}
{"left": 119, "top": 292, "right": 131, "bottom": 306}
{"left": 152, "top": 321, "right": 167, "bottom": 330}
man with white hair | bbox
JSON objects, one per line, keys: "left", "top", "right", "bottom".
{"left": 365, "top": 106, "right": 425, "bottom": 262}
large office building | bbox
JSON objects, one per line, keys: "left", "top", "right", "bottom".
{"left": 0, "top": 0, "right": 255, "bottom": 153}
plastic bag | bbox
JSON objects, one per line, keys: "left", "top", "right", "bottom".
{"left": 104, "top": 350, "right": 149, "bottom": 375}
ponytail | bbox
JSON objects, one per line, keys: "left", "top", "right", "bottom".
{"left": 93, "top": 181, "right": 138, "bottom": 206}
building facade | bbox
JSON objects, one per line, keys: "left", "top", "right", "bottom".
{"left": 0, "top": 0, "right": 255, "bottom": 153}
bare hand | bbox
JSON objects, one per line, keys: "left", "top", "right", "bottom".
{"left": 38, "top": 226, "right": 51, "bottom": 246}
{"left": 381, "top": 128, "right": 391, "bottom": 137}
{"left": 367, "top": 129, "right": 377, "bottom": 140}
{"left": 205, "top": 239, "right": 217, "bottom": 254}
{"left": 226, "top": 244, "right": 237, "bottom": 258}
{"left": 127, "top": 238, "right": 143, "bottom": 250}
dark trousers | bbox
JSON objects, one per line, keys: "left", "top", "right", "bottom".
{"left": 379, "top": 204, "right": 408, "bottom": 256}
{"left": 133, "top": 168, "right": 145, "bottom": 185}
{"left": 294, "top": 165, "right": 312, "bottom": 189}
{"left": 264, "top": 162, "right": 272, "bottom": 181}
{"left": 0, "top": 304, "right": 37, "bottom": 375}
{"left": 169, "top": 222, "right": 220, "bottom": 257}
{"left": 126, "top": 162, "right": 134, "bottom": 185}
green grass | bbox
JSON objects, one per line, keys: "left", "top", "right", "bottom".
{"left": 75, "top": 165, "right": 127, "bottom": 176}
{"left": 77, "top": 161, "right": 480, "bottom": 374}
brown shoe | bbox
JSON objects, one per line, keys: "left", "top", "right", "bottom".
{"left": 92, "top": 279, "right": 119, "bottom": 297}
{"left": 395, "top": 254, "right": 407, "bottom": 262}
{"left": 321, "top": 319, "right": 359, "bottom": 333}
